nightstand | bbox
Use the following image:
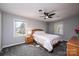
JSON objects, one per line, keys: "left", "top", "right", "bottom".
{"left": 25, "top": 35, "right": 34, "bottom": 44}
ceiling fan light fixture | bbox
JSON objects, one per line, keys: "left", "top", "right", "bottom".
{"left": 45, "top": 16, "right": 48, "bottom": 19}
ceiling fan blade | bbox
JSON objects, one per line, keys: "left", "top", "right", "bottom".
{"left": 44, "top": 12, "right": 49, "bottom": 16}
{"left": 49, "top": 13, "right": 56, "bottom": 17}
{"left": 44, "top": 17, "right": 47, "bottom": 19}
{"left": 48, "top": 16, "right": 52, "bottom": 18}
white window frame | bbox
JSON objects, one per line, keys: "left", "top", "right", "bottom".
{"left": 14, "top": 19, "right": 26, "bottom": 37}
{"left": 54, "top": 22, "right": 63, "bottom": 35}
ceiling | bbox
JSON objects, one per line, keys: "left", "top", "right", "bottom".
{"left": 0, "top": 3, "right": 79, "bottom": 22}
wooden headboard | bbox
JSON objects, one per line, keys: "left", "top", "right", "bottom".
{"left": 31, "top": 29, "right": 43, "bottom": 36}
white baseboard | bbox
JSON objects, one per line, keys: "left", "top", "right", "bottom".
{"left": 2, "top": 41, "right": 25, "bottom": 48}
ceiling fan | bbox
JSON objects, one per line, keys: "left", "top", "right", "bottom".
{"left": 38, "top": 9, "right": 56, "bottom": 19}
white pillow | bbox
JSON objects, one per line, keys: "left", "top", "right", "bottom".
{"left": 34, "top": 31, "right": 45, "bottom": 35}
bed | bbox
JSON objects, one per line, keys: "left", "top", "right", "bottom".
{"left": 32, "top": 29, "right": 63, "bottom": 52}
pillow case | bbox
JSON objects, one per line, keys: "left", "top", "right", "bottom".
{"left": 34, "top": 31, "right": 45, "bottom": 35}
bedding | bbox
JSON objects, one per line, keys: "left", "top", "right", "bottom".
{"left": 33, "top": 31, "right": 63, "bottom": 52}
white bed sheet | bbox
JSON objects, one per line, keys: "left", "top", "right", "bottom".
{"left": 33, "top": 32, "right": 63, "bottom": 52}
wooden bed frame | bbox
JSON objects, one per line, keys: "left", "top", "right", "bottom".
{"left": 31, "top": 29, "right": 43, "bottom": 36}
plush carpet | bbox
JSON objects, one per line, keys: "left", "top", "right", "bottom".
{"left": 0, "top": 41, "right": 67, "bottom": 56}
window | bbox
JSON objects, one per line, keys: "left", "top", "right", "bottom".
{"left": 54, "top": 22, "right": 63, "bottom": 35}
{"left": 14, "top": 20, "right": 25, "bottom": 36}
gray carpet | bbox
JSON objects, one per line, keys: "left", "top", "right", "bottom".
{"left": 0, "top": 41, "right": 67, "bottom": 56}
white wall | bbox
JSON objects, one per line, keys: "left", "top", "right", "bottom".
{"left": 48, "top": 15, "right": 79, "bottom": 41}
{"left": 2, "top": 12, "right": 47, "bottom": 48}
{"left": 25, "top": 19, "right": 47, "bottom": 32}
{"left": 0, "top": 11, "right": 1, "bottom": 51}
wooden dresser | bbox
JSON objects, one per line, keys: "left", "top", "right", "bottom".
{"left": 25, "top": 35, "right": 34, "bottom": 44}
{"left": 67, "top": 36, "right": 79, "bottom": 56}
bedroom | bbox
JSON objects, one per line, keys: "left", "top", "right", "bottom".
{"left": 0, "top": 3, "right": 79, "bottom": 56}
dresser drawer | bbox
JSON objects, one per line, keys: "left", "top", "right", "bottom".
{"left": 67, "top": 43, "right": 79, "bottom": 56}
{"left": 67, "top": 51, "right": 77, "bottom": 56}
{"left": 67, "top": 44, "right": 75, "bottom": 49}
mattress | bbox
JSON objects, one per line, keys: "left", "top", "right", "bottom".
{"left": 33, "top": 31, "right": 63, "bottom": 51}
